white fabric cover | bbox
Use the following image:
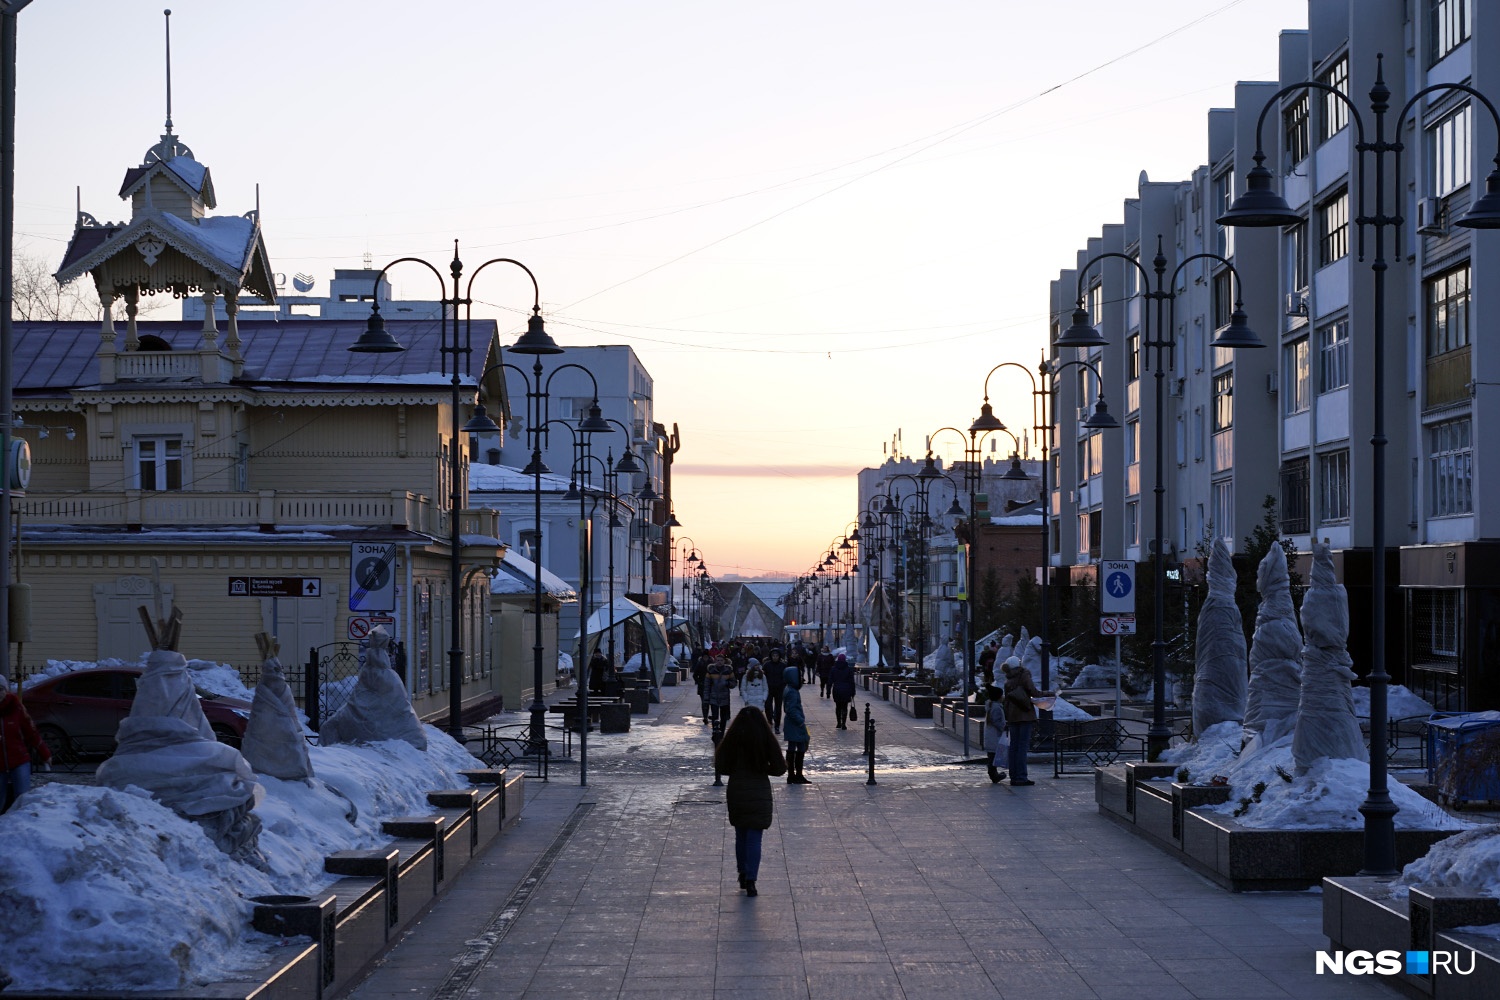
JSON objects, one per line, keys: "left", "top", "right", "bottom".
{"left": 240, "top": 656, "right": 314, "bottom": 781}
{"left": 1020, "top": 635, "right": 1043, "bottom": 684}
{"left": 319, "top": 630, "right": 428, "bottom": 751}
{"left": 96, "top": 650, "right": 264, "bottom": 859}
{"left": 1243, "top": 545, "right": 1303, "bottom": 741}
{"left": 1193, "top": 538, "right": 1248, "bottom": 736}
{"left": 923, "top": 641, "right": 957, "bottom": 685}
{"left": 1293, "top": 541, "right": 1367, "bottom": 773}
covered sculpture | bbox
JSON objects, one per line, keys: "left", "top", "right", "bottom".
{"left": 1192, "top": 537, "right": 1248, "bottom": 737}
{"left": 240, "top": 633, "right": 314, "bottom": 781}
{"left": 96, "top": 592, "right": 263, "bottom": 860}
{"left": 1019, "top": 634, "right": 1044, "bottom": 683}
{"left": 1243, "top": 544, "right": 1302, "bottom": 744}
{"left": 319, "top": 628, "right": 428, "bottom": 750}
{"left": 923, "top": 640, "right": 957, "bottom": 687}
{"left": 1292, "top": 541, "right": 1367, "bottom": 773}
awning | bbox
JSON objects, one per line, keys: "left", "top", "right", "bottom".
{"left": 576, "top": 596, "right": 670, "bottom": 686}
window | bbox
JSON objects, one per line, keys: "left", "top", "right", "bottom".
{"left": 1431, "top": 104, "right": 1471, "bottom": 197}
{"left": 1287, "top": 221, "right": 1309, "bottom": 292}
{"left": 1318, "top": 320, "right": 1350, "bottom": 393}
{"left": 1283, "top": 336, "right": 1311, "bottom": 414}
{"left": 1426, "top": 263, "right": 1470, "bottom": 356}
{"left": 1193, "top": 407, "right": 1205, "bottom": 462}
{"left": 136, "top": 437, "right": 183, "bottom": 491}
{"left": 1212, "top": 269, "right": 1234, "bottom": 330}
{"left": 1318, "top": 190, "right": 1349, "bottom": 266}
{"left": 1077, "top": 433, "right": 1102, "bottom": 482}
{"left": 1212, "top": 372, "right": 1234, "bottom": 431}
{"left": 1318, "top": 449, "right": 1351, "bottom": 522}
{"left": 1087, "top": 281, "right": 1103, "bottom": 326}
{"left": 1127, "top": 333, "right": 1140, "bottom": 382}
{"left": 1125, "top": 418, "right": 1140, "bottom": 466}
{"left": 1124, "top": 256, "right": 1139, "bottom": 298}
{"left": 1429, "top": 0, "right": 1472, "bottom": 66}
{"left": 1319, "top": 56, "right": 1350, "bottom": 141}
{"left": 1430, "top": 417, "right": 1473, "bottom": 516}
{"left": 1214, "top": 170, "right": 1235, "bottom": 258}
{"left": 517, "top": 528, "right": 541, "bottom": 562}
{"left": 1280, "top": 457, "right": 1310, "bottom": 533}
{"left": 1283, "top": 91, "right": 1311, "bottom": 167}
{"left": 1414, "top": 589, "right": 1461, "bottom": 662}
{"left": 1126, "top": 501, "right": 1140, "bottom": 546}
{"left": 1211, "top": 480, "right": 1233, "bottom": 543}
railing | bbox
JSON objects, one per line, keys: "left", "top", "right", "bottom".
{"left": 463, "top": 721, "right": 571, "bottom": 781}
{"left": 1052, "top": 718, "right": 1194, "bottom": 777}
{"left": 18, "top": 489, "right": 448, "bottom": 532}
{"left": 115, "top": 352, "right": 203, "bottom": 380}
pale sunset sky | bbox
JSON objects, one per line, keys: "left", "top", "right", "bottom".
{"left": 14, "top": 0, "right": 1310, "bottom": 577}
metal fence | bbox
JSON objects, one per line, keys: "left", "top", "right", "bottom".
{"left": 462, "top": 721, "right": 572, "bottom": 781}
{"left": 1052, "top": 718, "right": 1194, "bottom": 777}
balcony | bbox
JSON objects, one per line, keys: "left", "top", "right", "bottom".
{"left": 17, "top": 489, "right": 450, "bottom": 534}
{"left": 1425, "top": 346, "right": 1471, "bottom": 410}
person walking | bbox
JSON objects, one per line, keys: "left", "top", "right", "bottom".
{"left": 781, "top": 665, "right": 811, "bottom": 784}
{"left": 829, "top": 653, "right": 857, "bottom": 730}
{"left": 1001, "top": 656, "right": 1050, "bottom": 786}
{"left": 1, "top": 675, "right": 51, "bottom": 813}
{"left": 706, "top": 657, "right": 736, "bottom": 743}
{"left": 692, "top": 649, "right": 711, "bottom": 724}
{"left": 739, "top": 660, "right": 769, "bottom": 714}
{"left": 763, "top": 650, "right": 786, "bottom": 733}
{"left": 714, "top": 705, "right": 786, "bottom": 897}
{"left": 982, "top": 679, "right": 1009, "bottom": 784}
{"left": 815, "top": 646, "right": 835, "bottom": 698}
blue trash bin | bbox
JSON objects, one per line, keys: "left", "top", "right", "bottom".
{"left": 1426, "top": 711, "right": 1500, "bottom": 808}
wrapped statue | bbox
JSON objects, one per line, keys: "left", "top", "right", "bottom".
{"left": 1243, "top": 545, "right": 1302, "bottom": 745}
{"left": 319, "top": 628, "right": 428, "bottom": 750}
{"left": 97, "top": 586, "right": 264, "bottom": 860}
{"left": 240, "top": 633, "right": 314, "bottom": 781}
{"left": 1192, "top": 537, "right": 1248, "bottom": 737}
{"left": 1292, "top": 541, "right": 1367, "bottom": 773}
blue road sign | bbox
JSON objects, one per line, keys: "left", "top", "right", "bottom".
{"left": 1099, "top": 560, "right": 1136, "bottom": 613}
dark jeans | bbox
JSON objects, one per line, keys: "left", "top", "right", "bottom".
{"left": 734, "top": 826, "right": 763, "bottom": 880}
{"left": 833, "top": 699, "right": 850, "bottom": 727}
{"left": 766, "top": 690, "right": 783, "bottom": 727}
{"left": 2, "top": 762, "right": 32, "bottom": 813}
{"left": 1008, "top": 721, "right": 1033, "bottom": 781}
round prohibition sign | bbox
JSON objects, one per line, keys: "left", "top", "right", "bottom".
{"left": 348, "top": 617, "right": 372, "bottom": 639}
{"left": 1101, "top": 617, "right": 1120, "bottom": 635}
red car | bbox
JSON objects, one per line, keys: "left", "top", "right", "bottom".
{"left": 22, "top": 667, "right": 251, "bottom": 760}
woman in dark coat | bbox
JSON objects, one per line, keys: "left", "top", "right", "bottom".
{"left": 1001, "top": 657, "right": 1050, "bottom": 786}
{"left": 781, "top": 665, "right": 811, "bottom": 784}
{"left": 829, "top": 654, "right": 857, "bottom": 730}
{"left": 714, "top": 706, "right": 786, "bottom": 897}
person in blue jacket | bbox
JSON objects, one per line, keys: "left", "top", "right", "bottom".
{"left": 781, "top": 665, "right": 811, "bottom": 784}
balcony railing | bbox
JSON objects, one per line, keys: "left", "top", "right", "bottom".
{"left": 18, "top": 489, "right": 449, "bottom": 534}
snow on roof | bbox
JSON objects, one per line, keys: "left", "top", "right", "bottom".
{"left": 164, "top": 155, "right": 207, "bottom": 191}
{"left": 157, "top": 213, "right": 253, "bottom": 270}
{"left": 470, "top": 463, "right": 572, "bottom": 493}
{"left": 493, "top": 547, "right": 575, "bottom": 599}
{"left": 991, "top": 514, "right": 1044, "bottom": 526}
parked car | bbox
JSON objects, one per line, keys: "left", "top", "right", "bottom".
{"left": 22, "top": 667, "right": 252, "bottom": 760}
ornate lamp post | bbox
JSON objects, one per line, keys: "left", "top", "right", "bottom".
{"left": 1220, "top": 58, "right": 1500, "bottom": 873}
{"left": 1053, "top": 240, "right": 1261, "bottom": 759}
{"left": 351, "top": 241, "right": 562, "bottom": 743}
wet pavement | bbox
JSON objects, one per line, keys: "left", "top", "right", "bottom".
{"left": 342, "top": 678, "right": 1399, "bottom": 1000}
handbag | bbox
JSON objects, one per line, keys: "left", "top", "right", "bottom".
{"left": 848, "top": 705, "right": 858, "bottom": 723}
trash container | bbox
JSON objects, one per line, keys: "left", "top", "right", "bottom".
{"left": 1426, "top": 711, "right": 1500, "bottom": 808}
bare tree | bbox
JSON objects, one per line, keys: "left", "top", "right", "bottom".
{"left": 11, "top": 249, "right": 97, "bottom": 321}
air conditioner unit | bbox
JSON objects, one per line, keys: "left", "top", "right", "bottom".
{"left": 1284, "top": 291, "right": 1308, "bottom": 317}
{"left": 1417, "top": 196, "right": 1448, "bottom": 237}
{"left": 1266, "top": 372, "right": 1279, "bottom": 395}
{"left": 1168, "top": 378, "right": 1185, "bottom": 398}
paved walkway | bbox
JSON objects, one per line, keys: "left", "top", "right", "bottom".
{"left": 344, "top": 678, "right": 1398, "bottom": 1000}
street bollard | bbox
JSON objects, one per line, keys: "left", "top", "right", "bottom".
{"left": 864, "top": 701, "right": 877, "bottom": 785}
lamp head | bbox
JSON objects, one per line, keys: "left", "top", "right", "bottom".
{"left": 1055, "top": 306, "right": 1108, "bottom": 349}
{"left": 509, "top": 308, "right": 564, "bottom": 354}
{"left": 461, "top": 403, "right": 502, "bottom": 434}
{"left": 577, "top": 399, "right": 611, "bottom": 433}
{"left": 636, "top": 479, "right": 659, "bottom": 501}
{"left": 1217, "top": 157, "right": 1302, "bottom": 227}
{"left": 614, "top": 449, "right": 643, "bottom": 475}
{"left": 1210, "top": 306, "right": 1265, "bottom": 349}
{"left": 1002, "top": 454, "right": 1032, "bottom": 480}
{"left": 348, "top": 305, "right": 406, "bottom": 353}
{"left": 522, "top": 453, "right": 551, "bottom": 476}
{"left": 968, "top": 402, "right": 1006, "bottom": 433}
{"left": 1457, "top": 167, "right": 1500, "bottom": 228}
{"left": 848, "top": 525, "right": 861, "bottom": 541}
{"left": 947, "top": 497, "right": 964, "bottom": 516}
{"left": 665, "top": 512, "right": 682, "bottom": 528}
{"left": 1082, "top": 395, "right": 1122, "bottom": 429}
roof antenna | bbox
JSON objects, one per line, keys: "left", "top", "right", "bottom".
{"left": 163, "top": 9, "right": 174, "bottom": 135}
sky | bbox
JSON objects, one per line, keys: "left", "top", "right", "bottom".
{"left": 13, "top": 0, "right": 1311, "bottom": 578}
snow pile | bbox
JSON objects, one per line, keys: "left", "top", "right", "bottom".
{"left": 22, "top": 655, "right": 255, "bottom": 701}
{"left": 1161, "top": 720, "right": 1245, "bottom": 780}
{"left": 1400, "top": 827, "right": 1500, "bottom": 899}
{"left": 0, "top": 726, "right": 481, "bottom": 992}
{"left": 1201, "top": 733, "right": 1465, "bottom": 831}
{"left": 1068, "top": 662, "right": 1120, "bottom": 689}
{"left": 1049, "top": 695, "right": 1094, "bottom": 722}
{"left": 1350, "top": 684, "right": 1436, "bottom": 721}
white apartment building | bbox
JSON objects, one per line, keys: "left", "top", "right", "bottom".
{"left": 1049, "top": 0, "right": 1499, "bottom": 710}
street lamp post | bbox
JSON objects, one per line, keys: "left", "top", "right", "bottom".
{"left": 351, "top": 241, "right": 560, "bottom": 743}
{"left": 1220, "top": 57, "right": 1500, "bottom": 873}
{"left": 1054, "top": 239, "right": 1262, "bottom": 760}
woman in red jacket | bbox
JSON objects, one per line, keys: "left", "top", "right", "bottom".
{"left": 1, "top": 675, "right": 51, "bottom": 813}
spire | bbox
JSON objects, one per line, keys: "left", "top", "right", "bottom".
{"left": 144, "top": 9, "right": 193, "bottom": 164}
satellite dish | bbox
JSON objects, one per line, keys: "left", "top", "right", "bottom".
{"left": 292, "top": 272, "right": 315, "bottom": 292}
